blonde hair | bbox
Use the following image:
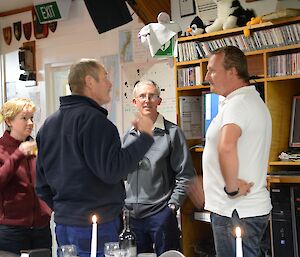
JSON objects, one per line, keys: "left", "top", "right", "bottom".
{"left": 68, "top": 58, "right": 103, "bottom": 94}
{"left": 0, "top": 98, "right": 36, "bottom": 126}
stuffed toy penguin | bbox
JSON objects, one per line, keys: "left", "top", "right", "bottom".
{"left": 186, "top": 16, "right": 206, "bottom": 36}
{"left": 205, "top": 0, "right": 255, "bottom": 33}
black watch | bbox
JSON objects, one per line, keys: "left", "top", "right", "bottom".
{"left": 224, "top": 187, "right": 239, "bottom": 197}
{"left": 168, "top": 203, "right": 178, "bottom": 213}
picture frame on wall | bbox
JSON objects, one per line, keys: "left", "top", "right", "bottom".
{"left": 179, "top": 0, "right": 196, "bottom": 17}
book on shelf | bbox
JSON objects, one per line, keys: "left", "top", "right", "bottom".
{"left": 177, "top": 23, "right": 300, "bottom": 61}
{"left": 177, "top": 66, "right": 201, "bottom": 87}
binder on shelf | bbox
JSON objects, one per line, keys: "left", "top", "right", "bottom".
{"left": 179, "top": 96, "right": 204, "bottom": 140}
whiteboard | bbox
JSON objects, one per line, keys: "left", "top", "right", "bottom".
{"left": 121, "top": 60, "right": 176, "bottom": 134}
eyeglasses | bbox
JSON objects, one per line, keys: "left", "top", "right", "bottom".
{"left": 136, "top": 93, "right": 160, "bottom": 102}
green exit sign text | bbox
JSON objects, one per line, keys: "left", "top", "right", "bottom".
{"left": 35, "top": 1, "right": 61, "bottom": 23}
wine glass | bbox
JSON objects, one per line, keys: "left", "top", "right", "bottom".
{"left": 59, "top": 244, "right": 77, "bottom": 257}
{"left": 113, "top": 249, "right": 129, "bottom": 257}
{"left": 104, "top": 242, "right": 119, "bottom": 257}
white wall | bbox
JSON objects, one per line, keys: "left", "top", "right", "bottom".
{"left": 0, "top": 0, "right": 150, "bottom": 133}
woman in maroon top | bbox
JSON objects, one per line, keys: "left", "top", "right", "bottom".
{"left": 0, "top": 98, "right": 51, "bottom": 254}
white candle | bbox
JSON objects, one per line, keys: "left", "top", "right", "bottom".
{"left": 91, "top": 215, "right": 97, "bottom": 257}
{"left": 235, "top": 226, "right": 243, "bottom": 257}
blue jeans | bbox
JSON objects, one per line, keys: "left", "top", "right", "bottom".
{"left": 0, "top": 225, "right": 52, "bottom": 255}
{"left": 55, "top": 217, "right": 120, "bottom": 257}
{"left": 130, "top": 206, "right": 180, "bottom": 256}
{"left": 210, "top": 210, "right": 269, "bottom": 257}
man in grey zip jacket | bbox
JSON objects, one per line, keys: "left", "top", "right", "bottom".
{"left": 123, "top": 80, "right": 195, "bottom": 255}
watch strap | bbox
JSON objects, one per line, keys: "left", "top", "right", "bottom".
{"left": 224, "top": 187, "right": 239, "bottom": 197}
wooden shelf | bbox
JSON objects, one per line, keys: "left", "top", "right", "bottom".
{"left": 268, "top": 175, "right": 300, "bottom": 184}
{"left": 177, "top": 16, "right": 300, "bottom": 43}
{"left": 269, "top": 161, "right": 300, "bottom": 166}
{"left": 176, "top": 59, "right": 202, "bottom": 66}
{"left": 266, "top": 74, "right": 300, "bottom": 82}
{"left": 177, "top": 85, "right": 210, "bottom": 91}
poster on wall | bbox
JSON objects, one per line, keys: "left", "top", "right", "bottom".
{"left": 100, "top": 54, "right": 120, "bottom": 126}
{"left": 119, "top": 30, "right": 133, "bottom": 63}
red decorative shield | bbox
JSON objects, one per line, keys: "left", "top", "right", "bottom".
{"left": 23, "top": 22, "right": 32, "bottom": 41}
{"left": 3, "top": 27, "right": 12, "bottom": 45}
{"left": 48, "top": 21, "right": 58, "bottom": 33}
{"left": 32, "top": 9, "right": 48, "bottom": 39}
{"left": 13, "top": 21, "right": 22, "bottom": 41}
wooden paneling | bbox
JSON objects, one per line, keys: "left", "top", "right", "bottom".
{"left": 126, "top": 0, "right": 171, "bottom": 24}
{"left": 0, "top": 6, "right": 33, "bottom": 17}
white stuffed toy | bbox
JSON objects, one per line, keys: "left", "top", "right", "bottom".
{"left": 138, "top": 12, "right": 181, "bottom": 57}
{"left": 205, "top": 0, "right": 255, "bottom": 33}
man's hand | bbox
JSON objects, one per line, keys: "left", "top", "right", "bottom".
{"left": 237, "top": 179, "right": 254, "bottom": 196}
{"left": 132, "top": 113, "right": 153, "bottom": 136}
{"left": 187, "top": 176, "right": 205, "bottom": 209}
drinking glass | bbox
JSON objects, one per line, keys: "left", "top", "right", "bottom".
{"left": 59, "top": 244, "right": 77, "bottom": 257}
{"left": 104, "top": 242, "right": 120, "bottom": 257}
{"left": 113, "top": 249, "right": 129, "bottom": 257}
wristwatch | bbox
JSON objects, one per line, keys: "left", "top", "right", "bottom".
{"left": 224, "top": 187, "right": 240, "bottom": 197}
{"left": 168, "top": 203, "right": 178, "bottom": 213}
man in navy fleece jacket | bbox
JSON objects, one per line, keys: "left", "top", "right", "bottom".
{"left": 35, "top": 59, "right": 154, "bottom": 257}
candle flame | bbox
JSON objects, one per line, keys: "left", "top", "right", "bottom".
{"left": 235, "top": 226, "right": 241, "bottom": 238}
{"left": 92, "top": 215, "right": 97, "bottom": 224}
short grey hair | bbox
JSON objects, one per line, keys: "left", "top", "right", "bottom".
{"left": 68, "top": 58, "right": 103, "bottom": 94}
{"left": 133, "top": 80, "right": 160, "bottom": 97}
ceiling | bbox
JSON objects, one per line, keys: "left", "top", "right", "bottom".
{"left": 0, "top": 0, "right": 33, "bottom": 14}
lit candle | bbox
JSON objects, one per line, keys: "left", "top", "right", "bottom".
{"left": 235, "top": 226, "right": 243, "bottom": 257}
{"left": 91, "top": 215, "right": 97, "bottom": 257}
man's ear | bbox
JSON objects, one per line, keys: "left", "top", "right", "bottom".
{"left": 84, "top": 75, "right": 94, "bottom": 89}
{"left": 157, "top": 97, "right": 162, "bottom": 106}
{"left": 230, "top": 67, "right": 238, "bottom": 76}
{"left": 132, "top": 98, "right": 137, "bottom": 106}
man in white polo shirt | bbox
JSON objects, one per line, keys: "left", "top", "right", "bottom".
{"left": 190, "top": 46, "right": 272, "bottom": 257}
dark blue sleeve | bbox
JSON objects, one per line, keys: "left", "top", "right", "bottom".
{"left": 80, "top": 116, "right": 153, "bottom": 184}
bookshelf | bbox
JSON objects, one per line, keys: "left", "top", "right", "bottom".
{"left": 175, "top": 16, "right": 300, "bottom": 257}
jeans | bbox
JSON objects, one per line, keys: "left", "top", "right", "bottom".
{"left": 0, "top": 225, "right": 52, "bottom": 255}
{"left": 210, "top": 210, "right": 269, "bottom": 257}
{"left": 130, "top": 206, "right": 180, "bottom": 256}
{"left": 55, "top": 217, "right": 120, "bottom": 257}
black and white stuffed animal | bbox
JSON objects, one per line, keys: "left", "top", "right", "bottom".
{"left": 205, "top": 0, "right": 255, "bottom": 33}
{"left": 186, "top": 16, "right": 206, "bottom": 36}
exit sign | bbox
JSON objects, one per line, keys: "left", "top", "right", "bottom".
{"left": 35, "top": 1, "right": 61, "bottom": 23}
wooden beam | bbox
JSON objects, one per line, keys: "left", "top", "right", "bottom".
{"left": 127, "top": 0, "right": 171, "bottom": 25}
{"left": 0, "top": 6, "right": 33, "bottom": 17}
